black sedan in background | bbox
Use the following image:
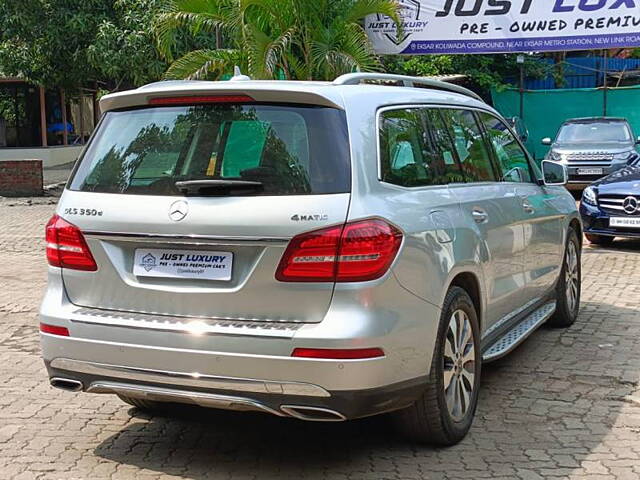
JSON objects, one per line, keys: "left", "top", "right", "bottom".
{"left": 581, "top": 160, "right": 640, "bottom": 246}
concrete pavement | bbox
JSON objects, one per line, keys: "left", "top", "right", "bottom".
{"left": 1, "top": 202, "right": 640, "bottom": 480}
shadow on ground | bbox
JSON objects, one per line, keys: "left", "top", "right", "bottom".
{"left": 94, "top": 291, "right": 640, "bottom": 479}
{"left": 584, "top": 236, "right": 640, "bottom": 255}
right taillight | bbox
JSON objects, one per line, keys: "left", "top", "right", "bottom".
{"left": 276, "top": 219, "right": 402, "bottom": 283}
{"left": 45, "top": 214, "right": 97, "bottom": 271}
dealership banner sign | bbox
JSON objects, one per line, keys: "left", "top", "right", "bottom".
{"left": 365, "top": 0, "right": 640, "bottom": 54}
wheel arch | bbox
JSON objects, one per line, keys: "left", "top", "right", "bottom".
{"left": 448, "top": 271, "right": 483, "bottom": 330}
{"left": 568, "top": 217, "right": 583, "bottom": 247}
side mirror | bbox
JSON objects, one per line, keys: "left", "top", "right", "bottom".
{"left": 635, "top": 136, "right": 640, "bottom": 145}
{"left": 541, "top": 160, "right": 567, "bottom": 186}
{"left": 541, "top": 138, "right": 552, "bottom": 146}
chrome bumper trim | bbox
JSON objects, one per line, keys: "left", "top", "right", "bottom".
{"left": 51, "top": 358, "right": 331, "bottom": 398}
{"left": 83, "top": 231, "right": 289, "bottom": 247}
{"left": 87, "top": 381, "right": 286, "bottom": 416}
{"left": 69, "top": 307, "right": 305, "bottom": 337}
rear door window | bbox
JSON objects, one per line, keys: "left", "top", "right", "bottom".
{"left": 379, "top": 107, "right": 462, "bottom": 187}
{"left": 70, "top": 104, "right": 350, "bottom": 196}
{"left": 438, "top": 109, "right": 497, "bottom": 183}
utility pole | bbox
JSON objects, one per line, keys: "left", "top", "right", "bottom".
{"left": 517, "top": 54, "right": 525, "bottom": 120}
{"left": 603, "top": 49, "right": 608, "bottom": 117}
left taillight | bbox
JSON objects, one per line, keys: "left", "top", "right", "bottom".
{"left": 45, "top": 214, "right": 97, "bottom": 271}
{"left": 39, "top": 323, "right": 70, "bottom": 336}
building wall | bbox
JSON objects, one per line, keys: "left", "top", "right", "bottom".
{"left": 0, "top": 145, "right": 83, "bottom": 167}
{"left": 0, "top": 160, "right": 42, "bottom": 196}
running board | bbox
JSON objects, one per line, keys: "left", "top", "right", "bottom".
{"left": 482, "top": 302, "right": 556, "bottom": 362}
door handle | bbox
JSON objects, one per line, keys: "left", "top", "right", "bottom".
{"left": 472, "top": 207, "right": 488, "bottom": 224}
{"left": 522, "top": 200, "right": 535, "bottom": 214}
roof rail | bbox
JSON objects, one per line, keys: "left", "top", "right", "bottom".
{"left": 333, "top": 73, "right": 483, "bottom": 102}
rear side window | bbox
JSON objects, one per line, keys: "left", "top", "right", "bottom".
{"left": 379, "top": 108, "right": 463, "bottom": 187}
{"left": 70, "top": 104, "right": 350, "bottom": 196}
{"left": 478, "top": 112, "right": 533, "bottom": 183}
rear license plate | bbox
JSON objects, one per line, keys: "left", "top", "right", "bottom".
{"left": 576, "top": 168, "right": 603, "bottom": 175}
{"left": 610, "top": 217, "right": 640, "bottom": 229}
{"left": 133, "top": 248, "right": 233, "bottom": 281}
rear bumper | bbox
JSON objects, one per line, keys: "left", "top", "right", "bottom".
{"left": 45, "top": 357, "right": 426, "bottom": 420}
{"left": 40, "top": 266, "right": 439, "bottom": 420}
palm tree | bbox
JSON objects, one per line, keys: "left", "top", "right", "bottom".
{"left": 154, "top": 0, "right": 400, "bottom": 81}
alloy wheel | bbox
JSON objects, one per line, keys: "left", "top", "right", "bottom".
{"left": 565, "top": 241, "right": 579, "bottom": 314}
{"left": 443, "top": 309, "right": 476, "bottom": 422}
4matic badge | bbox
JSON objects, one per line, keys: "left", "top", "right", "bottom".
{"left": 291, "top": 214, "right": 329, "bottom": 222}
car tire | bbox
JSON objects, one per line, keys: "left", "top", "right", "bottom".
{"left": 585, "top": 233, "right": 614, "bottom": 247}
{"left": 393, "top": 286, "right": 481, "bottom": 446}
{"left": 548, "top": 228, "right": 581, "bottom": 328}
{"left": 117, "top": 394, "right": 164, "bottom": 411}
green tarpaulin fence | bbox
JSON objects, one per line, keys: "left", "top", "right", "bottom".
{"left": 491, "top": 85, "right": 640, "bottom": 161}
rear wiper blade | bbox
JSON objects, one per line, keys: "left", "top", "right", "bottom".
{"left": 174, "top": 179, "right": 264, "bottom": 196}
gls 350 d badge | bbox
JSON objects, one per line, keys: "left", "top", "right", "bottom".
{"left": 368, "top": 0, "right": 424, "bottom": 46}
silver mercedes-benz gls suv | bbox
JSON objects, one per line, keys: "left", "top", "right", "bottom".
{"left": 40, "top": 73, "right": 582, "bottom": 445}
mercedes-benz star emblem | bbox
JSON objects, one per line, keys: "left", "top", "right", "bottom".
{"left": 168, "top": 200, "right": 189, "bottom": 222}
{"left": 622, "top": 196, "right": 638, "bottom": 215}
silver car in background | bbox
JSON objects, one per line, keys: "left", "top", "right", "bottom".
{"left": 40, "top": 73, "right": 582, "bottom": 445}
{"left": 543, "top": 117, "right": 640, "bottom": 190}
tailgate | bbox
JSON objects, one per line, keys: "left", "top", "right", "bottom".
{"left": 57, "top": 100, "right": 351, "bottom": 323}
{"left": 59, "top": 191, "right": 350, "bottom": 323}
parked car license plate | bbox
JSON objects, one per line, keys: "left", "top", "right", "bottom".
{"left": 133, "top": 248, "right": 233, "bottom": 281}
{"left": 576, "top": 168, "right": 603, "bottom": 175}
{"left": 610, "top": 217, "right": 640, "bottom": 228}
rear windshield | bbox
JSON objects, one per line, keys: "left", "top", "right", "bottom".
{"left": 69, "top": 104, "right": 350, "bottom": 196}
{"left": 556, "top": 121, "right": 631, "bottom": 144}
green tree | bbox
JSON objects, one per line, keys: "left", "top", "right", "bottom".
{"left": 382, "top": 54, "right": 548, "bottom": 91}
{"left": 0, "top": 0, "right": 192, "bottom": 91}
{"left": 87, "top": 0, "right": 169, "bottom": 89}
{"left": 154, "top": 0, "right": 400, "bottom": 81}
{"left": 0, "top": 0, "right": 111, "bottom": 88}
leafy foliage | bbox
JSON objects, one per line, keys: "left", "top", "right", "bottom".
{"left": 382, "top": 54, "right": 548, "bottom": 91}
{"left": 154, "top": 0, "right": 401, "bottom": 81}
{"left": 86, "top": 0, "right": 169, "bottom": 89}
{"left": 0, "top": 0, "right": 110, "bottom": 88}
{"left": 0, "top": 0, "right": 216, "bottom": 90}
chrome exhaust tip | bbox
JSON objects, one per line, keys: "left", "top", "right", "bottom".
{"left": 50, "top": 377, "right": 83, "bottom": 392}
{"left": 280, "top": 405, "right": 346, "bottom": 422}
